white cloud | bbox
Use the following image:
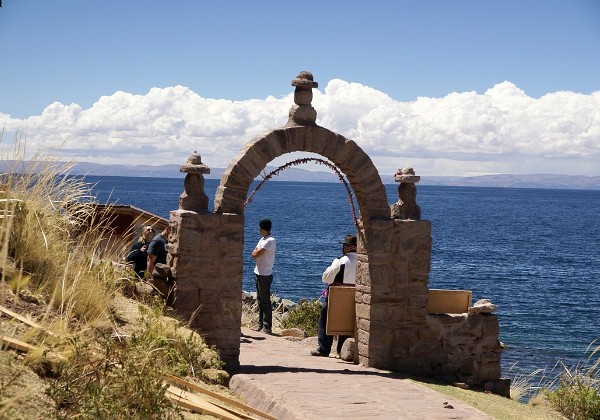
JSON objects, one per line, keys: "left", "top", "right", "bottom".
{"left": 1, "top": 80, "right": 599, "bottom": 176}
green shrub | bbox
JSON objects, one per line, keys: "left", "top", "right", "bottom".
{"left": 280, "top": 299, "right": 322, "bottom": 337}
{"left": 547, "top": 343, "right": 600, "bottom": 420}
{"left": 45, "top": 302, "right": 224, "bottom": 418}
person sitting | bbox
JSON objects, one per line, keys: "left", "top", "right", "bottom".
{"left": 126, "top": 225, "right": 155, "bottom": 279}
{"left": 311, "top": 234, "right": 357, "bottom": 357}
{"left": 147, "top": 225, "right": 169, "bottom": 276}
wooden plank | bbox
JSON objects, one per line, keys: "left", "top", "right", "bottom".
{"left": 427, "top": 289, "right": 472, "bottom": 314}
{"left": 326, "top": 286, "right": 355, "bottom": 336}
{"left": 166, "top": 385, "right": 243, "bottom": 419}
{"left": 165, "top": 374, "right": 276, "bottom": 420}
{"left": 1, "top": 335, "right": 37, "bottom": 353}
{"left": 0, "top": 305, "right": 57, "bottom": 336}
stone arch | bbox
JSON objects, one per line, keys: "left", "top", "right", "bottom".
{"left": 214, "top": 125, "right": 389, "bottom": 221}
{"left": 169, "top": 72, "right": 502, "bottom": 389}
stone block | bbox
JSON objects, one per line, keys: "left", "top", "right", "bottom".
{"left": 478, "top": 337, "right": 502, "bottom": 352}
{"left": 340, "top": 151, "right": 376, "bottom": 182}
{"left": 283, "top": 127, "right": 309, "bottom": 151}
{"left": 357, "top": 343, "right": 370, "bottom": 361}
{"left": 482, "top": 314, "right": 499, "bottom": 336}
{"left": 489, "top": 378, "right": 511, "bottom": 398}
{"left": 479, "top": 361, "right": 501, "bottom": 381}
{"left": 393, "top": 328, "right": 419, "bottom": 344}
{"left": 417, "top": 328, "right": 441, "bottom": 341}
{"left": 270, "top": 128, "right": 291, "bottom": 152}
{"left": 172, "top": 291, "right": 201, "bottom": 311}
{"left": 408, "top": 341, "right": 440, "bottom": 357}
{"left": 357, "top": 318, "right": 370, "bottom": 331}
{"left": 355, "top": 290, "right": 371, "bottom": 304}
{"left": 408, "top": 254, "right": 431, "bottom": 274}
{"left": 357, "top": 329, "right": 371, "bottom": 347}
{"left": 260, "top": 131, "right": 286, "bottom": 157}
{"left": 301, "top": 126, "right": 326, "bottom": 154}
{"left": 220, "top": 256, "right": 243, "bottom": 278}
{"left": 241, "top": 142, "right": 272, "bottom": 172}
{"left": 316, "top": 130, "right": 344, "bottom": 158}
{"left": 330, "top": 139, "right": 362, "bottom": 169}
{"left": 391, "top": 345, "right": 409, "bottom": 357}
{"left": 220, "top": 165, "right": 254, "bottom": 188}
{"left": 458, "top": 358, "right": 477, "bottom": 375}
{"left": 356, "top": 303, "right": 371, "bottom": 319}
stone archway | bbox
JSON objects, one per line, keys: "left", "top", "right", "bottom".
{"left": 168, "top": 72, "right": 502, "bottom": 390}
{"left": 213, "top": 125, "right": 389, "bottom": 220}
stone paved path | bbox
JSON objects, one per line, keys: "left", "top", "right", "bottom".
{"left": 229, "top": 328, "right": 494, "bottom": 419}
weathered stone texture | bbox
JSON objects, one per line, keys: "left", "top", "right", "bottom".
{"left": 169, "top": 211, "right": 244, "bottom": 370}
{"left": 213, "top": 126, "right": 390, "bottom": 221}
{"left": 357, "top": 219, "right": 435, "bottom": 371}
{"left": 427, "top": 313, "right": 502, "bottom": 385}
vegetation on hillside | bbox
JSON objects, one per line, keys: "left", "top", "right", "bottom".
{"left": 546, "top": 342, "right": 600, "bottom": 420}
{"left": 0, "top": 148, "right": 227, "bottom": 418}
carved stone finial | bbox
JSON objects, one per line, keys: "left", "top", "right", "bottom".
{"left": 391, "top": 167, "right": 421, "bottom": 220}
{"left": 394, "top": 166, "right": 420, "bottom": 183}
{"left": 179, "top": 151, "right": 210, "bottom": 212}
{"left": 291, "top": 71, "right": 318, "bottom": 89}
{"left": 286, "top": 71, "right": 318, "bottom": 127}
{"left": 180, "top": 151, "right": 210, "bottom": 174}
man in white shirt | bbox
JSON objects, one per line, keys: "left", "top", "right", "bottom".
{"left": 251, "top": 218, "right": 276, "bottom": 334}
{"left": 311, "top": 234, "right": 357, "bottom": 357}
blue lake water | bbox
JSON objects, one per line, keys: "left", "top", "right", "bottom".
{"left": 86, "top": 175, "right": 600, "bottom": 381}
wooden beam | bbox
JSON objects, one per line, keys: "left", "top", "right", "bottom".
{"left": 166, "top": 385, "right": 244, "bottom": 419}
{"left": 164, "top": 374, "right": 276, "bottom": 420}
{"left": 1, "top": 335, "right": 37, "bottom": 353}
{"left": 0, "top": 305, "right": 57, "bottom": 336}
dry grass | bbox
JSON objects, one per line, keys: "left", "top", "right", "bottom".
{"left": 418, "top": 379, "right": 564, "bottom": 420}
{"left": 0, "top": 146, "right": 228, "bottom": 418}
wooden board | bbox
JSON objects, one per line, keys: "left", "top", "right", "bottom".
{"left": 427, "top": 289, "right": 472, "bottom": 314}
{"left": 326, "top": 286, "right": 355, "bottom": 336}
{"left": 166, "top": 385, "right": 242, "bottom": 419}
{"left": 165, "top": 374, "right": 276, "bottom": 420}
{"left": 0, "top": 305, "right": 57, "bottom": 336}
{"left": 1, "top": 335, "right": 37, "bottom": 353}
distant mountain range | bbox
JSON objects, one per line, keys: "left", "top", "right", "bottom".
{"left": 2, "top": 161, "right": 599, "bottom": 190}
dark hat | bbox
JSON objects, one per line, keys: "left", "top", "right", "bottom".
{"left": 259, "top": 218, "right": 272, "bottom": 231}
{"left": 341, "top": 234, "right": 357, "bottom": 246}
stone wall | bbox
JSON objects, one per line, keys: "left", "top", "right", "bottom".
{"left": 169, "top": 209, "right": 245, "bottom": 369}
{"left": 356, "top": 218, "right": 502, "bottom": 389}
{"left": 427, "top": 313, "right": 502, "bottom": 386}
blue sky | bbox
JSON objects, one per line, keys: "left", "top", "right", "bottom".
{"left": 1, "top": 0, "right": 599, "bottom": 177}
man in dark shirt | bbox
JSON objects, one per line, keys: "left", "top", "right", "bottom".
{"left": 147, "top": 226, "right": 169, "bottom": 275}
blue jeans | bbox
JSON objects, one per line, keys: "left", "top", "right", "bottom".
{"left": 254, "top": 274, "right": 273, "bottom": 330}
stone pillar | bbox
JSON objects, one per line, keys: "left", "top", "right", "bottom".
{"left": 169, "top": 210, "right": 244, "bottom": 370}
{"left": 356, "top": 218, "right": 434, "bottom": 373}
{"left": 169, "top": 152, "right": 244, "bottom": 370}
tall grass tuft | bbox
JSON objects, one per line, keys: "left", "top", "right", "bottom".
{"left": 1, "top": 149, "right": 117, "bottom": 329}
{"left": 546, "top": 342, "right": 600, "bottom": 420}
{"left": 508, "top": 365, "right": 548, "bottom": 403}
